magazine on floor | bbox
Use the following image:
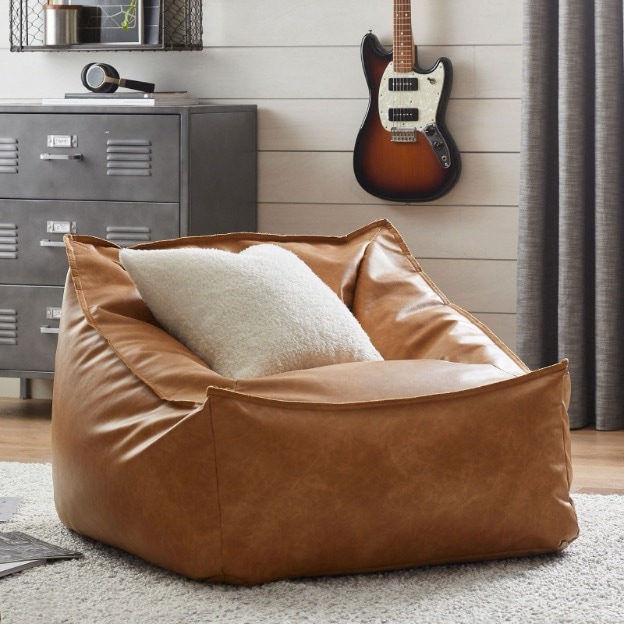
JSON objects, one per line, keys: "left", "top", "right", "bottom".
{"left": 0, "top": 531, "right": 83, "bottom": 577}
{"left": 0, "top": 497, "right": 21, "bottom": 522}
{"left": 0, "top": 559, "right": 45, "bottom": 578}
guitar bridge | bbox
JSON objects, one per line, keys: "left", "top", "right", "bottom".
{"left": 391, "top": 127, "right": 417, "bottom": 143}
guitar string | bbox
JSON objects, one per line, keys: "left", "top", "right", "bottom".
{"left": 395, "top": 0, "right": 411, "bottom": 133}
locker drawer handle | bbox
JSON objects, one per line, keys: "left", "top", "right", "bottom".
{"left": 40, "top": 326, "right": 60, "bottom": 334}
{"left": 40, "top": 153, "right": 83, "bottom": 161}
{"left": 40, "top": 240, "right": 66, "bottom": 247}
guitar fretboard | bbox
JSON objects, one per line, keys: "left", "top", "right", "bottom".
{"left": 393, "top": 0, "right": 415, "bottom": 72}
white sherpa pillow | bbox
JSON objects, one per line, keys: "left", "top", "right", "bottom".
{"left": 119, "top": 244, "right": 383, "bottom": 379}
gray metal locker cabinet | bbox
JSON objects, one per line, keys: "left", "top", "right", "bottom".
{"left": 0, "top": 103, "right": 257, "bottom": 394}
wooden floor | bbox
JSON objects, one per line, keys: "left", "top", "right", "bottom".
{"left": 1, "top": 398, "right": 623, "bottom": 494}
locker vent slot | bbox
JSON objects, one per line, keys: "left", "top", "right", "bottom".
{"left": 0, "top": 138, "right": 18, "bottom": 174}
{"left": 0, "top": 308, "right": 17, "bottom": 345}
{"left": 106, "top": 226, "right": 152, "bottom": 247}
{"left": 0, "top": 223, "right": 18, "bottom": 260}
{"left": 106, "top": 139, "right": 152, "bottom": 177}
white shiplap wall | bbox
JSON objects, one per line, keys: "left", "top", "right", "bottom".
{"left": 0, "top": 0, "right": 522, "bottom": 398}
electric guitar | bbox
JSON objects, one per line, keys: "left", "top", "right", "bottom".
{"left": 353, "top": 0, "right": 461, "bottom": 202}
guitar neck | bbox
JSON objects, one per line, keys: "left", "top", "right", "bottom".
{"left": 393, "top": 0, "right": 415, "bottom": 72}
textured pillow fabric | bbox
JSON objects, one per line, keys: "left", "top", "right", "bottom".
{"left": 119, "top": 244, "right": 383, "bottom": 379}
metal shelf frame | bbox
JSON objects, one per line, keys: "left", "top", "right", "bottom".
{"left": 10, "top": 0, "right": 202, "bottom": 51}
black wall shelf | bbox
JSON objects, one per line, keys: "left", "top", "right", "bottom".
{"left": 10, "top": 0, "right": 203, "bottom": 51}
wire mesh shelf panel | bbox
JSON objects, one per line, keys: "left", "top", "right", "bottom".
{"left": 10, "top": 0, "right": 202, "bottom": 51}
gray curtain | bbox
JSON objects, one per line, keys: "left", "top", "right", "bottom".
{"left": 518, "top": 0, "right": 624, "bottom": 430}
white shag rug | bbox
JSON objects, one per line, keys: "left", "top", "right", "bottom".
{"left": 0, "top": 462, "right": 623, "bottom": 624}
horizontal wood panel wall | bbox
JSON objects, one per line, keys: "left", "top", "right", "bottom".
{"left": 0, "top": 0, "right": 523, "bottom": 397}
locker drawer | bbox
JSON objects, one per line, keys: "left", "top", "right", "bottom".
{"left": 0, "top": 285, "right": 63, "bottom": 373}
{"left": 0, "top": 200, "right": 179, "bottom": 286}
{"left": 0, "top": 113, "right": 179, "bottom": 203}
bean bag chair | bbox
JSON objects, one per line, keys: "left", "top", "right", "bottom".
{"left": 51, "top": 219, "right": 578, "bottom": 585}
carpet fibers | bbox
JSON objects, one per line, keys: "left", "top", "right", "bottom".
{"left": 0, "top": 462, "right": 623, "bottom": 624}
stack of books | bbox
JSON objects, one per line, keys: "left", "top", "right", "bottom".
{"left": 42, "top": 91, "right": 200, "bottom": 107}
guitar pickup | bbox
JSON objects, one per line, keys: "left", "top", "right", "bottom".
{"left": 389, "top": 108, "right": 419, "bottom": 122}
{"left": 389, "top": 78, "right": 418, "bottom": 91}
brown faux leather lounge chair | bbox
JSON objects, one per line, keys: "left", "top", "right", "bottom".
{"left": 51, "top": 220, "right": 578, "bottom": 585}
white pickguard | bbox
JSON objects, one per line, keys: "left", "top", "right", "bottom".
{"left": 378, "top": 61, "right": 445, "bottom": 133}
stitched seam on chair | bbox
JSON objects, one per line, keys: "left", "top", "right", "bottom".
{"left": 207, "top": 395, "right": 227, "bottom": 582}
{"left": 208, "top": 360, "right": 568, "bottom": 410}
{"left": 560, "top": 417, "right": 576, "bottom": 502}
{"left": 64, "top": 238, "right": 88, "bottom": 319}
{"left": 558, "top": 375, "right": 580, "bottom": 541}
{"left": 448, "top": 303, "right": 529, "bottom": 373}
{"left": 354, "top": 220, "right": 418, "bottom": 311}
{"left": 352, "top": 223, "right": 385, "bottom": 301}
{"left": 559, "top": 370, "right": 579, "bottom": 526}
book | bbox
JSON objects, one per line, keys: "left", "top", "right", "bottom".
{"left": 42, "top": 91, "right": 199, "bottom": 107}
{"left": 42, "top": 95, "right": 200, "bottom": 107}
{"left": 0, "top": 559, "right": 44, "bottom": 578}
{"left": 64, "top": 91, "right": 192, "bottom": 100}
{"left": 0, "top": 531, "right": 83, "bottom": 576}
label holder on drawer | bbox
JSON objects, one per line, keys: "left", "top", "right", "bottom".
{"left": 41, "top": 307, "right": 62, "bottom": 335}
{"left": 46, "top": 221, "right": 76, "bottom": 234}
{"left": 40, "top": 221, "right": 76, "bottom": 248}
{"left": 47, "top": 135, "right": 78, "bottom": 148}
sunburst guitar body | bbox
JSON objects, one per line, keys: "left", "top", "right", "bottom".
{"left": 353, "top": 7, "right": 461, "bottom": 203}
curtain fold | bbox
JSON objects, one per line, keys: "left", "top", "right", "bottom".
{"left": 518, "top": 0, "right": 624, "bottom": 430}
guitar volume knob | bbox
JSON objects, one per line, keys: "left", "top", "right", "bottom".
{"left": 424, "top": 125, "right": 436, "bottom": 136}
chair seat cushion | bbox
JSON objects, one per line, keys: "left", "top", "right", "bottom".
{"left": 236, "top": 359, "right": 516, "bottom": 403}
